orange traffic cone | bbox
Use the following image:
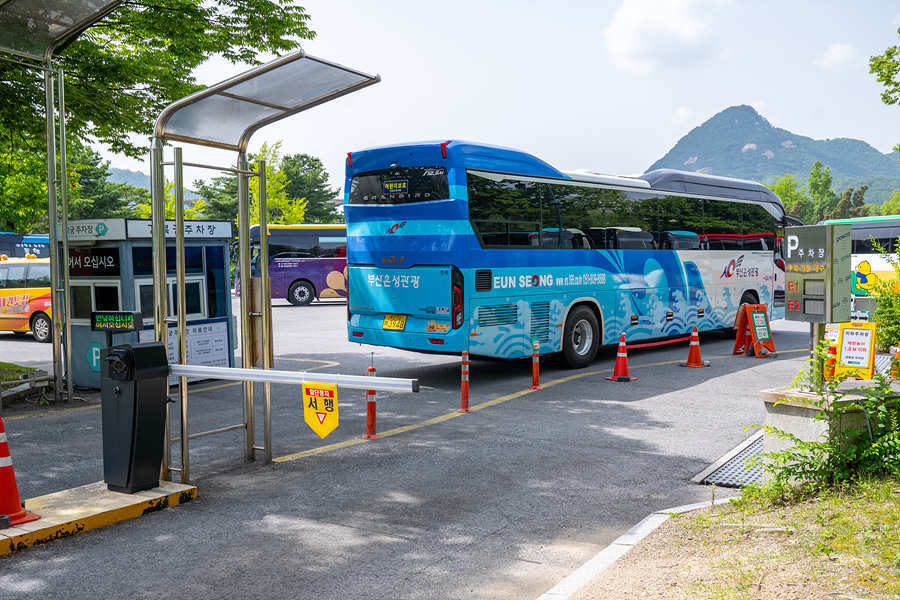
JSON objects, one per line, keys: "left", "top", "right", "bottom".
{"left": 680, "top": 327, "right": 710, "bottom": 368}
{"left": 606, "top": 333, "right": 637, "bottom": 382}
{"left": 0, "top": 416, "right": 40, "bottom": 528}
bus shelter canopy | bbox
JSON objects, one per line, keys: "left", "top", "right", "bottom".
{"left": 153, "top": 51, "right": 380, "bottom": 153}
{"left": 0, "top": 0, "right": 121, "bottom": 61}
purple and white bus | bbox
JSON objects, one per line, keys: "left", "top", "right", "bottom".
{"left": 237, "top": 224, "right": 347, "bottom": 305}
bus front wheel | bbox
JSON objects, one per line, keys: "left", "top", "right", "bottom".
{"left": 288, "top": 281, "right": 315, "bottom": 306}
{"left": 559, "top": 306, "right": 600, "bottom": 369}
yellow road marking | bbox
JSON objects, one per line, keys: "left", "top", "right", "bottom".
{"left": 274, "top": 346, "right": 809, "bottom": 462}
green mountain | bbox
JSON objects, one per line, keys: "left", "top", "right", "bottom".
{"left": 647, "top": 105, "right": 900, "bottom": 205}
{"left": 108, "top": 167, "right": 150, "bottom": 190}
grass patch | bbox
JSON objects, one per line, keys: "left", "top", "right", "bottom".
{"left": 1, "top": 361, "right": 31, "bottom": 384}
{"left": 681, "top": 476, "right": 900, "bottom": 599}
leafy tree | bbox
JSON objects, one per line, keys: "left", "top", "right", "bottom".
{"left": 829, "top": 188, "right": 854, "bottom": 220}
{"left": 67, "top": 141, "right": 142, "bottom": 220}
{"left": 1, "top": 1, "right": 315, "bottom": 159}
{"left": 808, "top": 161, "right": 837, "bottom": 223}
{"left": 133, "top": 181, "right": 206, "bottom": 220}
{"left": 851, "top": 185, "right": 871, "bottom": 218}
{"left": 193, "top": 174, "right": 237, "bottom": 224}
{"left": 0, "top": 2, "right": 314, "bottom": 232}
{"left": 871, "top": 33, "right": 900, "bottom": 153}
{"left": 249, "top": 141, "right": 307, "bottom": 225}
{"left": 769, "top": 173, "right": 812, "bottom": 223}
{"left": 882, "top": 191, "right": 900, "bottom": 215}
{"left": 0, "top": 137, "right": 47, "bottom": 232}
{"left": 281, "top": 154, "right": 342, "bottom": 223}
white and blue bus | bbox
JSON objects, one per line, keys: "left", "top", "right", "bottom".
{"left": 344, "top": 141, "right": 785, "bottom": 368}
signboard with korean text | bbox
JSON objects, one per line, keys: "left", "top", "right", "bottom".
{"left": 125, "top": 219, "right": 233, "bottom": 240}
{"left": 303, "top": 382, "right": 339, "bottom": 439}
{"left": 139, "top": 318, "right": 230, "bottom": 382}
{"left": 66, "top": 219, "right": 128, "bottom": 241}
{"left": 68, "top": 247, "right": 121, "bottom": 277}
{"left": 835, "top": 321, "right": 877, "bottom": 379}
{"left": 784, "top": 224, "right": 851, "bottom": 323}
{"left": 91, "top": 311, "right": 141, "bottom": 332}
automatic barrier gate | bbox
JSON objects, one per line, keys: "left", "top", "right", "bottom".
{"left": 149, "top": 51, "right": 383, "bottom": 482}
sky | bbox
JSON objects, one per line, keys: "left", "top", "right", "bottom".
{"left": 103, "top": 0, "right": 900, "bottom": 196}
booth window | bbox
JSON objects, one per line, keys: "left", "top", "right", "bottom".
{"left": 70, "top": 282, "right": 122, "bottom": 321}
{"left": 132, "top": 245, "right": 227, "bottom": 319}
{"left": 135, "top": 277, "right": 207, "bottom": 322}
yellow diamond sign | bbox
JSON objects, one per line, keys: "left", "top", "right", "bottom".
{"left": 303, "top": 382, "right": 339, "bottom": 439}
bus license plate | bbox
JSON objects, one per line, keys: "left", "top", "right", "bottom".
{"left": 382, "top": 314, "right": 407, "bottom": 331}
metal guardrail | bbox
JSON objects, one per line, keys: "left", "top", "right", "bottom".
{"left": 167, "top": 364, "right": 419, "bottom": 393}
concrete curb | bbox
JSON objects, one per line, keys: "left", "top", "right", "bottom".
{"left": 535, "top": 497, "right": 736, "bottom": 600}
{"left": 0, "top": 381, "right": 39, "bottom": 410}
{"left": 0, "top": 480, "right": 197, "bottom": 556}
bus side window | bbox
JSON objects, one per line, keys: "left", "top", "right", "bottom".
{"left": 0, "top": 265, "right": 6, "bottom": 288}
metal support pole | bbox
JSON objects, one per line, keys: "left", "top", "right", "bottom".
{"left": 174, "top": 148, "right": 189, "bottom": 483}
{"left": 150, "top": 138, "right": 171, "bottom": 479}
{"left": 57, "top": 68, "right": 73, "bottom": 404}
{"left": 44, "top": 64, "right": 62, "bottom": 403}
{"left": 257, "top": 160, "right": 272, "bottom": 463}
{"left": 150, "top": 137, "right": 168, "bottom": 343}
{"left": 236, "top": 151, "right": 255, "bottom": 460}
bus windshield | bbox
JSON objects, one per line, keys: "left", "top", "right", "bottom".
{"left": 348, "top": 166, "right": 449, "bottom": 205}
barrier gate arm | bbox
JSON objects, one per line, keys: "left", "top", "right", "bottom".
{"left": 167, "top": 364, "right": 419, "bottom": 393}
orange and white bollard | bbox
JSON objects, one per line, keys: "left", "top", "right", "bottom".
{"left": 530, "top": 338, "right": 542, "bottom": 390}
{"left": 362, "top": 366, "right": 380, "bottom": 439}
{"left": 458, "top": 351, "right": 472, "bottom": 413}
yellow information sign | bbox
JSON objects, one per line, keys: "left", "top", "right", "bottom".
{"left": 835, "top": 321, "right": 877, "bottom": 380}
{"left": 303, "top": 382, "right": 339, "bottom": 439}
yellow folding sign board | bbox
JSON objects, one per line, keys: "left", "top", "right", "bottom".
{"left": 835, "top": 321, "right": 877, "bottom": 380}
{"left": 303, "top": 382, "right": 339, "bottom": 439}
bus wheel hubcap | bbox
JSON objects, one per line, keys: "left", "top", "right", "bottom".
{"left": 573, "top": 320, "right": 593, "bottom": 355}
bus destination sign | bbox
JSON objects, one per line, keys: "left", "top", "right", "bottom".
{"left": 383, "top": 180, "right": 408, "bottom": 195}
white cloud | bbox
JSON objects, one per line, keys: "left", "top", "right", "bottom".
{"left": 668, "top": 106, "right": 698, "bottom": 130}
{"left": 603, "top": 0, "right": 734, "bottom": 75}
{"left": 816, "top": 43, "right": 861, "bottom": 70}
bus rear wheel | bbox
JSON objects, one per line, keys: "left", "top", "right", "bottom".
{"left": 559, "top": 306, "right": 600, "bottom": 369}
{"left": 288, "top": 281, "right": 315, "bottom": 306}
{"left": 31, "top": 313, "right": 51, "bottom": 343}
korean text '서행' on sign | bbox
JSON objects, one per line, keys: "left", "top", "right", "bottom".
{"left": 303, "top": 382, "right": 339, "bottom": 439}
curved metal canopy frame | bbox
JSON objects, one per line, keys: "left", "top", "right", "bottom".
{"left": 0, "top": 0, "right": 121, "bottom": 61}
{"left": 153, "top": 50, "right": 381, "bottom": 152}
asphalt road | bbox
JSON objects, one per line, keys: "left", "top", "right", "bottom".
{"left": 0, "top": 298, "right": 811, "bottom": 600}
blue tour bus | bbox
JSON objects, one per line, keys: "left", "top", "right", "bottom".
{"left": 344, "top": 140, "right": 785, "bottom": 368}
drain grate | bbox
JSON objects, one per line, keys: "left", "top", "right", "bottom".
{"left": 699, "top": 435, "right": 763, "bottom": 488}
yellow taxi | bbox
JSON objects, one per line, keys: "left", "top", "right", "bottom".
{"left": 0, "top": 254, "right": 53, "bottom": 342}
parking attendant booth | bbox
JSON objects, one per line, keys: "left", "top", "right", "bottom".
{"left": 67, "top": 218, "right": 235, "bottom": 388}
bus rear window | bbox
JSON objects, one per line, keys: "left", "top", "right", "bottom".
{"left": 349, "top": 166, "right": 449, "bottom": 204}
